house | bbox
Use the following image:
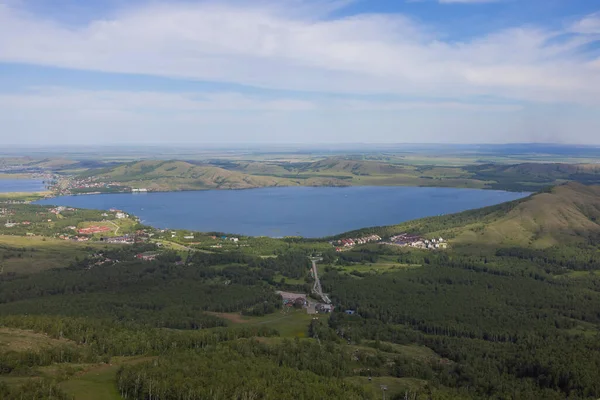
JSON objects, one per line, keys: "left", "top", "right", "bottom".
{"left": 136, "top": 252, "right": 159, "bottom": 261}
{"left": 230, "top": 237, "right": 239, "bottom": 243}
{"left": 316, "top": 304, "right": 333, "bottom": 313}
{"left": 183, "top": 235, "right": 194, "bottom": 239}
{"left": 345, "top": 310, "right": 356, "bottom": 315}
{"left": 115, "top": 212, "right": 127, "bottom": 219}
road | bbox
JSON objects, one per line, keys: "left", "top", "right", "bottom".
{"left": 105, "top": 220, "right": 120, "bottom": 235}
{"left": 310, "top": 257, "right": 331, "bottom": 304}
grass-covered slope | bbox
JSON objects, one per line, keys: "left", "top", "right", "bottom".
{"left": 84, "top": 160, "right": 349, "bottom": 190}
{"left": 77, "top": 156, "right": 600, "bottom": 192}
{"left": 452, "top": 182, "right": 600, "bottom": 248}
{"left": 338, "top": 182, "right": 600, "bottom": 249}
{"left": 222, "top": 157, "right": 600, "bottom": 191}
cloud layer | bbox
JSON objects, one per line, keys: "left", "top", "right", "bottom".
{"left": 1, "top": 1, "right": 599, "bottom": 104}
{"left": 1, "top": 0, "right": 600, "bottom": 144}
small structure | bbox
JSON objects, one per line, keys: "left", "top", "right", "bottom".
{"left": 345, "top": 309, "right": 356, "bottom": 315}
{"left": 316, "top": 304, "right": 333, "bottom": 313}
{"left": 136, "top": 252, "right": 159, "bottom": 261}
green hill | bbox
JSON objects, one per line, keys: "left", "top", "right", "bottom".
{"left": 77, "top": 157, "right": 600, "bottom": 192}
{"left": 340, "top": 182, "right": 600, "bottom": 249}
{"left": 84, "top": 160, "right": 352, "bottom": 191}
{"left": 85, "top": 160, "right": 294, "bottom": 191}
{"left": 453, "top": 182, "right": 600, "bottom": 248}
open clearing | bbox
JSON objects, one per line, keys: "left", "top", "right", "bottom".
{"left": 337, "top": 262, "right": 422, "bottom": 275}
{"left": 349, "top": 376, "right": 429, "bottom": 397}
{"left": 0, "top": 327, "right": 75, "bottom": 352}
{"left": 212, "top": 309, "right": 317, "bottom": 338}
{"left": 59, "top": 357, "right": 153, "bottom": 400}
{"left": 0, "top": 235, "right": 109, "bottom": 274}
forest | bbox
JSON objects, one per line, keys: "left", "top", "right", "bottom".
{"left": 2, "top": 185, "right": 600, "bottom": 398}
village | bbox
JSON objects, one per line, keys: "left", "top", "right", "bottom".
{"left": 332, "top": 234, "right": 382, "bottom": 251}
{"left": 387, "top": 233, "right": 447, "bottom": 250}
{"left": 52, "top": 176, "right": 131, "bottom": 196}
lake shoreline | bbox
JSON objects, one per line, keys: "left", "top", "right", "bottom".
{"left": 35, "top": 186, "right": 531, "bottom": 238}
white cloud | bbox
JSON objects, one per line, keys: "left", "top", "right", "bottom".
{"left": 1, "top": 1, "right": 600, "bottom": 145}
{"left": 0, "top": 87, "right": 520, "bottom": 113}
{"left": 570, "top": 12, "right": 600, "bottom": 34}
{"left": 0, "top": 1, "right": 599, "bottom": 106}
{"left": 2, "top": 87, "right": 600, "bottom": 145}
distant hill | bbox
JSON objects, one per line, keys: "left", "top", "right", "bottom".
{"left": 83, "top": 160, "right": 349, "bottom": 191}
{"left": 301, "top": 158, "right": 411, "bottom": 176}
{"left": 466, "top": 163, "right": 600, "bottom": 190}
{"left": 79, "top": 157, "right": 600, "bottom": 193}
{"left": 339, "top": 183, "right": 600, "bottom": 249}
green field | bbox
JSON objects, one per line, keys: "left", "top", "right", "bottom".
{"left": 59, "top": 357, "right": 153, "bottom": 400}
{"left": 0, "top": 235, "right": 110, "bottom": 274}
{"left": 210, "top": 309, "right": 317, "bottom": 338}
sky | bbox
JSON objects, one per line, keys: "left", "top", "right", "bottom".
{"left": 1, "top": 0, "right": 600, "bottom": 145}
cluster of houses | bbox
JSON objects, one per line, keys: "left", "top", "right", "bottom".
{"left": 87, "top": 254, "right": 117, "bottom": 268}
{"left": 50, "top": 206, "right": 75, "bottom": 215}
{"left": 104, "top": 235, "right": 135, "bottom": 244}
{"left": 108, "top": 209, "right": 128, "bottom": 219}
{"left": 136, "top": 251, "right": 159, "bottom": 261}
{"left": 57, "top": 177, "right": 124, "bottom": 195}
{"left": 334, "top": 234, "right": 381, "bottom": 251}
{"left": 388, "top": 233, "right": 447, "bottom": 250}
{"left": 78, "top": 225, "right": 112, "bottom": 235}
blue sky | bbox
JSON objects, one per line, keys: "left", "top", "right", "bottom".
{"left": 1, "top": 0, "right": 599, "bottom": 145}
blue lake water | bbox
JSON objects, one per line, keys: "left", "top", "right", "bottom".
{"left": 35, "top": 187, "right": 530, "bottom": 238}
{"left": 0, "top": 179, "right": 46, "bottom": 193}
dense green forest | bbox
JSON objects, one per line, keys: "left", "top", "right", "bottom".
{"left": 2, "top": 184, "right": 600, "bottom": 398}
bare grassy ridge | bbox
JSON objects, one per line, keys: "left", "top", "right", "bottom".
{"left": 85, "top": 157, "right": 600, "bottom": 192}
{"left": 452, "top": 183, "right": 600, "bottom": 248}
{"left": 91, "top": 160, "right": 348, "bottom": 190}
{"left": 335, "top": 182, "right": 600, "bottom": 249}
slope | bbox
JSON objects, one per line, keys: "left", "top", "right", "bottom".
{"left": 339, "top": 182, "right": 600, "bottom": 249}
{"left": 84, "top": 160, "right": 351, "bottom": 190}
{"left": 453, "top": 182, "right": 600, "bottom": 248}
{"left": 85, "top": 160, "right": 294, "bottom": 190}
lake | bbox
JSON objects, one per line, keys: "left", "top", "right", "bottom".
{"left": 35, "top": 187, "right": 530, "bottom": 237}
{"left": 0, "top": 179, "right": 46, "bottom": 193}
